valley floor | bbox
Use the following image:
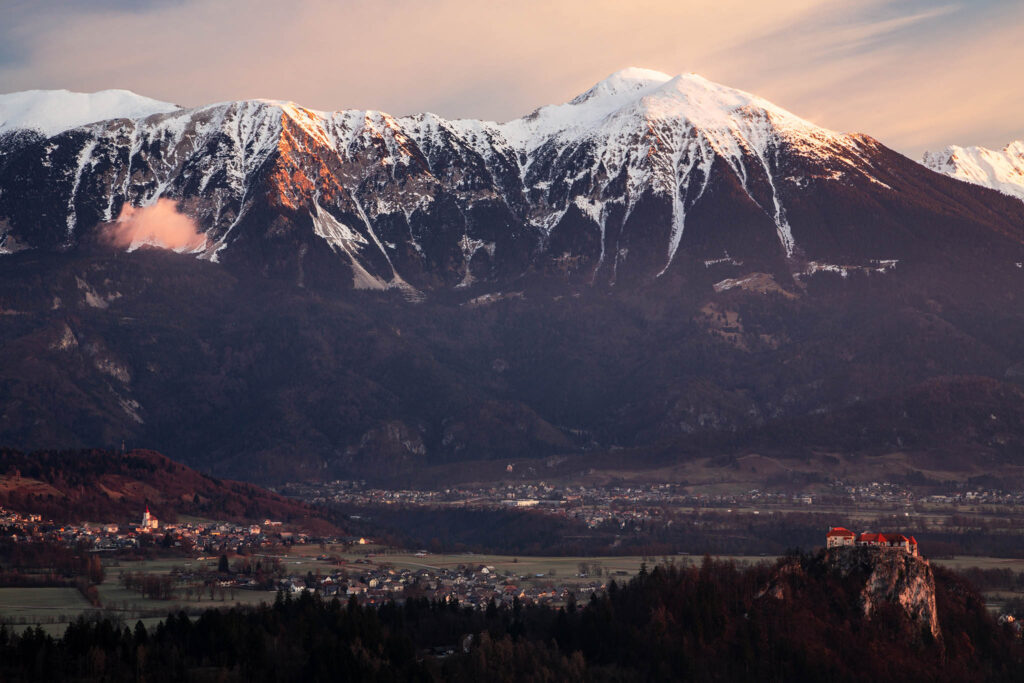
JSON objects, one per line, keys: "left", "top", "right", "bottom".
{"left": 3, "top": 548, "right": 1024, "bottom": 636}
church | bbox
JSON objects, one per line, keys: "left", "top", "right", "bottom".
{"left": 140, "top": 506, "right": 159, "bottom": 532}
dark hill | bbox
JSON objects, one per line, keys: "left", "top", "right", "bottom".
{"left": 0, "top": 448, "right": 336, "bottom": 532}
{"left": 3, "top": 246, "right": 1024, "bottom": 485}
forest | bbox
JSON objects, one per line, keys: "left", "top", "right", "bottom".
{"left": 0, "top": 553, "right": 1020, "bottom": 682}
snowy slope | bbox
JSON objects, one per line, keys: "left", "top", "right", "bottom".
{"left": 488, "top": 69, "right": 877, "bottom": 268}
{"left": 0, "top": 89, "right": 179, "bottom": 137}
{"left": 923, "top": 141, "right": 1024, "bottom": 203}
{"left": 498, "top": 69, "right": 844, "bottom": 154}
{"left": 497, "top": 67, "right": 674, "bottom": 149}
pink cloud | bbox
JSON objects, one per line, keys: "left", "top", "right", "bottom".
{"left": 102, "top": 199, "right": 206, "bottom": 252}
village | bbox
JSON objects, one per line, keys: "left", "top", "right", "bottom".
{"left": 279, "top": 478, "right": 1024, "bottom": 532}
{"left": 107, "top": 549, "right": 622, "bottom": 613}
{"left": 0, "top": 504, "right": 622, "bottom": 615}
{"left": 0, "top": 505, "right": 327, "bottom": 555}
{"left": 259, "top": 557, "right": 616, "bottom": 610}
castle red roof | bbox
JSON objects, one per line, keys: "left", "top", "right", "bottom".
{"left": 857, "top": 532, "right": 912, "bottom": 544}
{"left": 827, "top": 527, "right": 855, "bottom": 537}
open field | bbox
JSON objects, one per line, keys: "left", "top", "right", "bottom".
{"left": 99, "top": 557, "right": 277, "bottom": 616}
{"left": 0, "top": 587, "right": 91, "bottom": 620}
{"left": 97, "top": 577, "right": 276, "bottom": 614}
{"left": 0, "top": 587, "right": 93, "bottom": 634}
{"left": 325, "top": 550, "right": 776, "bottom": 585}
{"left": 932, "top": 556, "right": 1024, "bottom": 572}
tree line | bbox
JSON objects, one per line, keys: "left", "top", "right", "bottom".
{"left": 0, "top": 553, "right": 1021, "bottom": 681}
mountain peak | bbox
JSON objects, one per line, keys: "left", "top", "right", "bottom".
{"left": 923, "top": 139, "right": 1024, "bottom": 203}
{"left": 569, "top": 67, "right": 673, "bottom": 105}
{"left": 640, "top": 73, "right": 824, "bottom": 133}
{"left": 499, "top": 68, "right": 839, "bottom": 168}
{"left": 0, "top": 88, "right": 179, "bottom": 137}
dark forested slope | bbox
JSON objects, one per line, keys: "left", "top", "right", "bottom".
{"left": 3, "top": 248, "right": 1024, "bottom": 484}
{"left": 0, "top": 447, "right": 335, "bottom": 530}
{"left": 0, "top": 553, "right": 1019, "bottom": 682}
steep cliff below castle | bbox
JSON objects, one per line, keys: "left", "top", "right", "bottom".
{"left": 762, "top": 546, "right": 942, "bottom": 642}
{"left": 826, "top": 546, "right": 941, "bottom": 641}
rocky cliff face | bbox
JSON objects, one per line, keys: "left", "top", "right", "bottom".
{"left": 827, "top": 546, "right": 941, "bottom": 641}
{"left": 760, "top": 546, "right": 942, "bottom": 642}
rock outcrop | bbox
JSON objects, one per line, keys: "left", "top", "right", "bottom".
{"left": 826, "top": 545, "right": 941, "bottom": 640}
{"left": 760, "top": 546, "right": 942, "bottom": 641}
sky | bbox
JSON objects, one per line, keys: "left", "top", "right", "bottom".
{"left": 1, "top": 0, "right": 1021, "bottom": 158}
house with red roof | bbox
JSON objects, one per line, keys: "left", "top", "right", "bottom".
{"left": 825, "top": 527, "right": 856, "bottom": 548}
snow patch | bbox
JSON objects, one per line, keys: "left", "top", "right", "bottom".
{"left": 798, "top": 259, "right": 898, "bottom": 279}
{"left": 310, "top": 204, "right": 386, "bottom": 290}
{"left": 456, "top": 235, "right": 496, "bottom": 288}
{"left": 704, "top": 254, "right": 743, "bottom": 268}
{"left": 312, "top": 203, "right": 368, "bottom": 249}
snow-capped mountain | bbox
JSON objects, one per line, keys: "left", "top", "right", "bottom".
{"left": 5, "top": 72, "right": 1024, "bottom": 482}
{"left": 2, "top": 70, "right": 1023, "bottom": 292}
{"left": 0, "top": 89, "right": 179, "bottom": 137}
{"left": 923, "top": 141, "right": 1024, "bottom": 203}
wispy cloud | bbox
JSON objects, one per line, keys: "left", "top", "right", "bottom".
{"left": 0, "top": 0, "right": 1020, "bottom": 156}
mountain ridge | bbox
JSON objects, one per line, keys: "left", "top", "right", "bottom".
{"left": 5, "top": 69, "right": 1022, "bottom": 296}
{"left": 3, "top": 71, "right": 1024, "bottom": 483}
{"left": 923, "top": 140, "right": 1024, "bottom": 203}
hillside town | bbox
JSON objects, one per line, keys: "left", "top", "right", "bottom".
{"left": 0, "top": 505, "right": 330, "bottom": 555}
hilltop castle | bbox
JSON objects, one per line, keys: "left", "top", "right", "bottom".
{"left": 826, "top": 527, "right": 918, "bottom": 556}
